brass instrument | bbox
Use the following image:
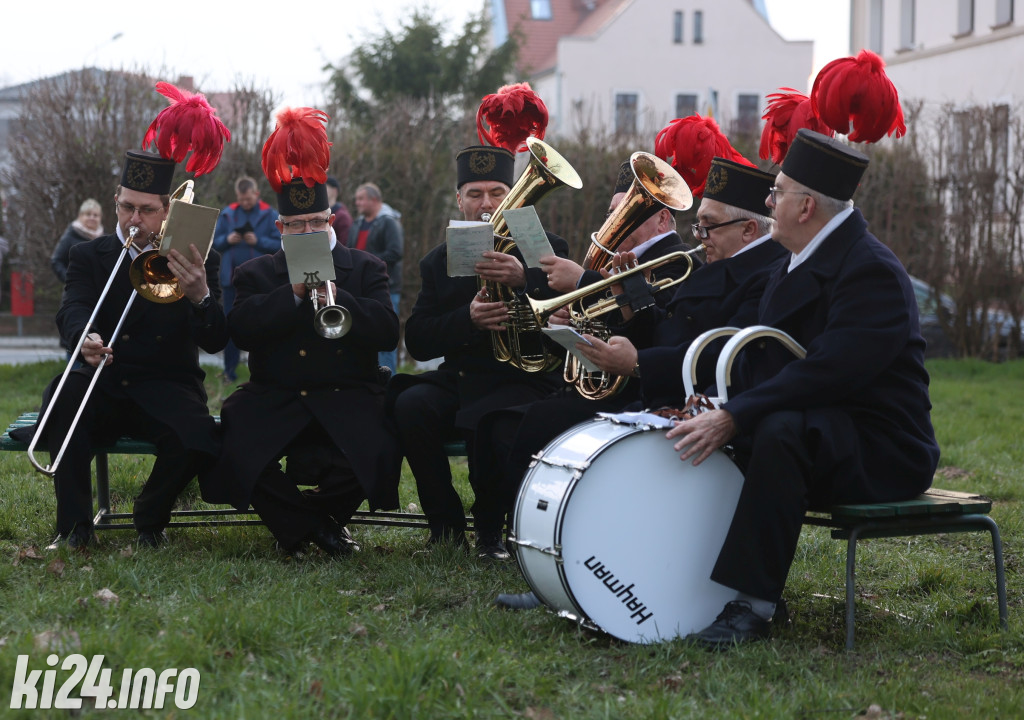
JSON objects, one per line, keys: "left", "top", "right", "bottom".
{"left": 481, "top": 136, "right": 583, "bottom": 372}
{"left": 310, "top": 282, "right": 352, "bottom": 339}
{"left": 27, "top": 181, "right": 207, "bottom": 476}
{"left": 564, "top": 153, "right": 695, "bottom": 399}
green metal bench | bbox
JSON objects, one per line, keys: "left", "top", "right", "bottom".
{"left": 2, "top": 411, "right": 470, "bottom": 532}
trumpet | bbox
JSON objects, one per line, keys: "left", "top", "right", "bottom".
{"left": 26, "top": 181, "right": 204, "bottom": 476}
{"left": 309, "top": 281, "right": 352, "bottom": 340}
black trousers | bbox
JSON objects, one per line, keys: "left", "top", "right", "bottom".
{"left": 46, "top": 372, "right": 204, "bottom": 535}
{"left": 249, "top": 420, "right": 365, "bottom": 550}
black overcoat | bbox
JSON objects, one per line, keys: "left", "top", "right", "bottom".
{"left": 212, "top": 243, "right": 400, "bottom": 510}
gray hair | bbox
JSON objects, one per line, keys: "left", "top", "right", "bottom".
{"left": 721, "top": 204, "right": 775, "bottom": 238}
{"left": 789, "top": 178, "right": 854, "bottom": 217}
{"left": 78, "top": 198, "right": 101, "bottom": 215}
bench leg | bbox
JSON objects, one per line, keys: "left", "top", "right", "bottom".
{"left": 94, "top": 452, "right": 111, "bottom": 526}
{"left": 978, "top": 515, "right": 1009, "bottom": 631}
{"left": 845, "top": 528, "right": 861, "bottom": 651}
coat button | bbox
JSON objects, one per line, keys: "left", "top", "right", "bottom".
{"left": 300, "top": 390, "right": 308, "bottom": 397}
{"left": 121, "top": 379, "right": 129, "bottom": 387}
{"left": 458, "top": 370, "right": 466, "bottom": 377}
{"left": 155, "top": 335, "right": 162, "bottom": 342}
{"left": 121, "top": 334, "right": 129, "bottom": 342}
{"left": 336, "top": 349, "right": 343, "bottom": 355}
{"left": 299, "top": 349, "right": 307, "bottom": 357}
{"left": 666, "top": 311, "right": 673, "bottom": 319}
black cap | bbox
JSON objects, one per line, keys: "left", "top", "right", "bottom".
{"left": 456, "top": 146, "right": 514, "bottom": 188}
{"left": 120, "top": 150, "right": 175, "bottom": 195}
{"left": 781, "top": 129, "right": 869, "bottom": 201}
{"left": 325, "top": 176, "right": 340, "bottom": 190}
{"left": 276, "top": 179, "right": 329, "bottom": 216}
{"left": 612, "top": 161, "right": 634, "bottom": 195}
{"left": 703, "top": 158, "right": 776, "bottom": 217}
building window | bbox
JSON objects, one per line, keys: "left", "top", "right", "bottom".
{"left": 693, "top": 10, "right": 704, "bottom": 44}
{"left": 736, "top": 94, "right": 760, "bottom": 136}
{"left": 869, "top": 0, "right": 884, "bottom": 52}
{"left": 531, "top": 0, "right": 552, "bottom": 20}
{"left": 996, "top": 0, "right": 1014, "bottom": 24}
{"left": 673, "top": 11, "right": 684, "bottom": 44}
{"left": 675, "top": 93, "right": 698, "bottom": 118}
{"left": 957, "top": 0, "right": 975, "bottom": 34}
{"left": 615, "top": 93, "right": 639, "bottom": 135}
{"left": 900, "top": 0, "right": 915, "bottom": 49}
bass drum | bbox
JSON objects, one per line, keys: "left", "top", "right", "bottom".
{"left": 510, "top": 416, "right": 744, "bottom": 643}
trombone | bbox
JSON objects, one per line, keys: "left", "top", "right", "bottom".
{"left": 26, "top": 181, "right": 197, "bottom": 476}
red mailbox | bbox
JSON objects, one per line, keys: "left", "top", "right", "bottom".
{"left": 10, "top": 271, "right": 34, "bottom": 316}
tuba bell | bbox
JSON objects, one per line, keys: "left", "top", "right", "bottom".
{"left": 565, "top": 153, "right": 695, "bottom": 399}
{"left": 480, "top": 137, "right": 583, "bottom": 372}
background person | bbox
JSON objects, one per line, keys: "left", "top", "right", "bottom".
{"left": 51, "top": 198, "right": 104, "bottom": 285}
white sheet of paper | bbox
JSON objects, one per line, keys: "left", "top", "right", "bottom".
{"left": 281, "top": 231, "right": 335, "bottom": 286}
{"left": 541, "top": 326, "right": 600, "bottom": 371}
{"left": 446, "top": 222, "right": 493, "bottom": 277}
{"left": 500, "top": 206, "right": 553, "bottom": 267}
{"left": 596, "top": 411, "right": 676, "bottom": 429}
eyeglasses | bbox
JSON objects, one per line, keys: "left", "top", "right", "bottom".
{"left": 115, "top": 201, "right": 163, "bottom": 217}
{"left": 690, "top": 218, "right": 747, "bottom": 240}
{"left": 768, "top": 187, "right": 812, "bottom": 205}
{"left": 280, "top": 217, "right": 330, "bottom": 232}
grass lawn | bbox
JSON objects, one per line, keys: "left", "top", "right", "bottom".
{"left": 0, "top": 359, "right": 1021, "bottom": 718}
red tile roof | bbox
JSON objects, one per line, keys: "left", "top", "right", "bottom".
{"left": 504, "top": 0, "right": 631, "bottom": 76}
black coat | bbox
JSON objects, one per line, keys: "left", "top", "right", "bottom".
{"left": 49, "top": 232, "right": 227, "bottom": 456}
{"left": 577, "top": 230, "right": 701, "bottom": 306}
{"left": 724, "top": 210, "right": 939, "bottom": 500}
{"left": 212, "top": 243, "right": 400, "bottom": 510}
{"left": 393, "top": 232, "right": 570, "bottom": 428}
{"left": 629, "top": 238, "right": 789, "bottom": 408}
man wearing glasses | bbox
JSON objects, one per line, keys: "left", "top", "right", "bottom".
{"left": 210, "top": 109, "right": 399, "bottom": 559}
{"left": 670, "top": 130, "right": 938, "bottom": 647}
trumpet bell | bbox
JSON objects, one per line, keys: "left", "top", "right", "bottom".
{"left": 315, "top": 305, "right": 352, "bottom": 340}
{"left": 128, "top": 249, "right": 184, "bottom": 303}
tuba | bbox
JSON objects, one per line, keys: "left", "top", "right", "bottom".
{"left": 564, "top": 153, "right": 695, "bottom": 399}
{"left": 481, "top": 137, "right": 583, "bottom": 372}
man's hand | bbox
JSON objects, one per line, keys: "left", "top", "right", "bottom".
{"left": 243, "top": 231, "right": 258, "bottom": 246}
{"left": 476, "top": 251, "right": 526, "bottom": 290}
{"left": 546, "top": 306, "right": 571, "bottom": 327}
{"left": 575, "top": 335, "right": 638, "bottom": 376}
{"left": 470, "top": 287, "right": 510, "bottom": 331}
{"left": 664, "top": 409, "right": 738, "bottom": 466}
{"left": 226, "top": 231, "right": 242, "bottom": 245}
{"left": 81, "top": 332, "right": 113, "bottom": 368}
{"left": 539, "top": 255, "right": 584, "bottom": 293}
{"left": 167, "top": 245, "right": 211, "bottom": 304}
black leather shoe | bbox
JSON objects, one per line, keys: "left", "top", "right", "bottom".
{"left": 136, "top": 530, "right": 169, "bottom": 548}
{"left": 427, "top": 527, "right": 469, "bottom": 549}
{"left": 495, "top": 591, "right": 541, "bottom": 610}
{"left": 689, "top": 601, "right": 771, "bottom": 648}
{"left": 311, "top": 522, "right": 358, "bottom": 557}
{"left": 475, "top": 533, "right": 511, "bottom": 562}
{"left": 46, "top": 527, "right": 97, "bottom": 551}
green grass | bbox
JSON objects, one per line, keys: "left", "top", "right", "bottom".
{"left": 0, "top": 359, "right": 1022, "bottom": 718}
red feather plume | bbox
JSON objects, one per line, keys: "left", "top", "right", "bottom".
{"left": 476, "top": 82, "right": 548, "bottom": 153}
{"left": 142, "top": 81, "right": 231, "bottom": 177}
{"left": 810, "top": 49, "right": 906, "bottom": 143}
{"left": 260, "top": 107, "right": 332, "bottom": 193}
{"left": 759, "top": 88, "right": 835, "bottom": 164}
{"left": 654, "top": 115, "right": 752, "bottom": 198}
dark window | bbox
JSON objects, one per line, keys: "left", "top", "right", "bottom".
{"left": 531, "top": 0, "right": 552, "bottom": 20}
{"left": 736, "top": 94, "right": 760, "bottom": 136}
{"left": 674, "top": 11, "right": 684, "bottom": 44}
{"left": 615, "top": 93, "right": 639, "bottom": 135}
{"left": 996, "top": 0, "right": 1014, "bottom": 24}
{"left": 869, "top": 0, "right": 884, "bottom": 52}
{"left": 957, "top": 0, "right": 975, "bottom": 34}
{"left": 900, "top": 0, "right": 915, "bottom": 48}
{"left": 693, "top": 10, "right": 704, "bottom": 44}
{"left": 675, "top": 93, "right": 698, "bottom": 118}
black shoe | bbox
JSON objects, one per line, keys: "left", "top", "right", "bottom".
{"left": 46, "top": 527, "right": 97, "bottom": 551}
{"left": 311, "top": 522, "right": 359, "bottom": 557}
{"left": 136, "top": 529, "right": 169, "bottom": 548}
{"left": 275, "top": 541, "right": 307, "bottom": 561}
{"left": 427, "top": 527, "right": 469, "bottom": 549}
{"left": 475, "top": 533, "right": 511, "bottom": 562}
{"left": 495, "top": 591, "right": 541, "bottom": 610}
{"left": 688, "top": 601, "right": 771, "bottom": 649}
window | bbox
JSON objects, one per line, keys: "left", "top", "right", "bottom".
{"left": 693, "top": 10, "right": 704, "bottom": 44}
{"left": 673, "top": 11, "right": 684, "bottom": 44}
{"left": 869, "top": 0, "right": 884, "bottom": 53}
{"left": 736, "top": 94, "right": 760, "bottom": 136}
{"left": 675, "top": 93, "right": 698, "bottom": 118}
{"left": 900, "top": 0, "right": 915, "bottom": 49}
{"left": 615, "top": 93, "right": 639, "bottom": 135}
{"left": 531, "top": 0, "right": 552, "bottom": 20}
{"left": 996, "top": 0, "right": 1014, "bottom": 24}
{"left": 957, "top": 0, "right": 974, "bottom": 34}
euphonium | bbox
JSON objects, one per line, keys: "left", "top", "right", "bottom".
{"left": 564, "top": 153, "right": 695, "bottom": 399}
{"left": 480, "top": 137, "right": 583, "bottom": 372}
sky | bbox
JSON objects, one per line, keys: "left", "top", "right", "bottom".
{"left": 0, "top": 0, "right": 849, "bottom": 106}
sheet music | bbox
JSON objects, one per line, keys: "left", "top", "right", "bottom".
{"left": 446, "top": 222, "right": 493, "bottom": 277}
{"left": 500, "top": 206, "right": 554, "bottom": 267}
{"left": 281, "top": 231, "right": 335, "bottom": 286}
{"left": 596, "top": 411, "right": 676, "bottom": 429}
{"left": 541, "top": 326, "right": 600, "bottom": 371}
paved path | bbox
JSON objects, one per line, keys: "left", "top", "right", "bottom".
{"left": 0, "top": 336, "right": 221, "bottom": 367}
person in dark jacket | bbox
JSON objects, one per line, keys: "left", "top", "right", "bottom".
{"left": 670, "top": 130, "right": 940, "bottom": 647}
{"left": 51, "top": 198, "right": 104, "bottom": 284}
{"left": 387, "top": 145, "right": 570, "bottom": 559}
{"left": 211, "top": 107, "right": 399, "bottom": 559}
